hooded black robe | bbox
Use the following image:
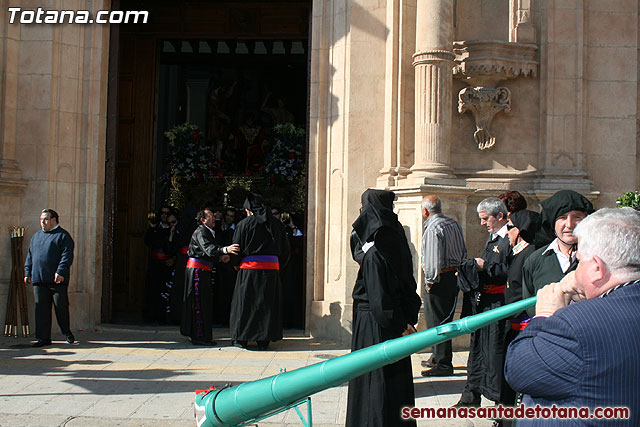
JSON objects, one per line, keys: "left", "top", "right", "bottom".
{"left": 229, "top": 194, "right": 290, "bottom": 343}
{"left": 346, "top": 189, "right": 421, "bottom": 427}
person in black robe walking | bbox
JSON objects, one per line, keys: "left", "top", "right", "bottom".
{"left": 229, "top": 193, "right": 290, "bottom": 350}
{"left": 181, "top": 208, "right": 239, "bottom": 346}
{"left": 346, "top": 189, "right": 421, "bottom": 427}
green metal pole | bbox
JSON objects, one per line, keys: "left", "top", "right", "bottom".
{"left": 195, "top": 296, "right": 537, "bottom": 427}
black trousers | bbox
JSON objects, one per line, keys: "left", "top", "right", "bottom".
{"left": 424, "top": 270, "right": 458, "bottom": 369}
{"left": 33, "top": 283, "right": 71, "bottom": 341}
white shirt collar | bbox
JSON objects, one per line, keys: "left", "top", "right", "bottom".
{"left": 493, "top": 223, "right": 508, "bottom": 240}
{"left": 542, "top": 238, "right": 575, "bottom": 273}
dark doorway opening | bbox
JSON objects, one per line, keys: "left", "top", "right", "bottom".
{"left": 105, "top": 1, "right": 310, "bottom": 331}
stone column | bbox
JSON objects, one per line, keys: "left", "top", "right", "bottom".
{"left": 410, "top": 0, "right": 455, "bottom": 180}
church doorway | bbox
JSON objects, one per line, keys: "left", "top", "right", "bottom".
{"left": 104, "top": 1, "right": 310, "bottom": 330}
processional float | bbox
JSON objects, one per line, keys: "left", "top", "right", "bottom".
{"left": 194, "top": 296, "right": 537, "bottom": 427}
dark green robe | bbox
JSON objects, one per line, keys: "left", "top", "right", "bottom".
{"left": 522, "top": 242, "right": 578, "bottom": 317}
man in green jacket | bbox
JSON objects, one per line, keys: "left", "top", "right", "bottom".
{"left": 522, "top": 190, "right": 594, "bottom": 316}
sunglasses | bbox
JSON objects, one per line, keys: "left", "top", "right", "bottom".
{"left": 169, "top": 220, "right": 177, "bottom": 224}
{"left": 506, "top": 223, "right": 517, "bottom": 231}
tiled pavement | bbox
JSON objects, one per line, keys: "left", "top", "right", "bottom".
{"left": 0, "top": 326, "right": 493, "bottom": 426}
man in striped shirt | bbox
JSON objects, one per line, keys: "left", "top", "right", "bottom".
{"left": 420, "top": 195, "right": 467, "bottom": 377}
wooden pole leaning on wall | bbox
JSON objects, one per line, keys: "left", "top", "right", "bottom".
{"left": 4, "top": 227, "right": 30, "bottom": 337}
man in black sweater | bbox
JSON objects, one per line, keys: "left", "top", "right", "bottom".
{"left": 24, "top": 209, "right": 75, "bottom": 347}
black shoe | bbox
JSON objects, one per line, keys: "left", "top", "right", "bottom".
{"left": 232, "top": 340, "right": 247, "bottom": 349}
{"left": 452, "top": 398, "right": 481, "bottom": 408}
{"left": 256, "top": 341, "right": 269, "bottom": 351}
{"left": 421, "top": 358, "right": 436, "bottom": 368}
{"left": 191, "top": 339, "right": 216, "bottom": 346}
{"left": 421, "top": 366, "right": 454, "bottom": 377}
{"left": 65, "top": 333, "right": 75, "bottom": 344}
{"left": 32, "top": 339, "right": 52, "bottom": 348}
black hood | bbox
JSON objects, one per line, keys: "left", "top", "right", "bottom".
{"left": 535, "top": 190, "right": 594, "bottom": 247}
{"left": 510, "top": 210, "right": 540, "bottom": 244}
{"left": 353, "top": 189, "right": 399, "bottom": 242}
{"left": 243, "top": 193, "right": 269, "bottom": 224}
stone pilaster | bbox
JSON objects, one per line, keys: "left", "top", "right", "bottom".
{"left": 0, "top": 2, "right": 28, "bottom": 327}
{"left": 377, "top": 0, "right": 416, "bottom": 187}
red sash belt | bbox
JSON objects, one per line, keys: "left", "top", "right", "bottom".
{"left": 511, "top": 321, "right": 529, "bottom": 331}
{"left": 179, "top": 246, "right": 188, "bottom": 255}
{"left": 151, "top": 249, "right": 171, "bottom": 261}
{"left": 186, "top": 257, "right": 213, "bottom": 271}
{"left": 240, "top": 255, "right": 279, "bottom": 270}
{"left": 510, "top": 313, "right": 531, "bottom": 331}
{"left": 483, "top": 284, "right": 505, "bottom": 294}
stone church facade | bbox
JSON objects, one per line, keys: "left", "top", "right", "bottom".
{"left": 0, "top": 1, "right": 637, "bottom": 343}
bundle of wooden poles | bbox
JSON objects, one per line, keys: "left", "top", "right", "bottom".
{"left": 4, "top": 226, "right": 30, "bottom": 337}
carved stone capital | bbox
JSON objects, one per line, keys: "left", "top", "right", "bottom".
{"left": 412, "top": 49, "right": 455, "bottom": 67}
{"left": 453, "top": 40, "right": 537, "bottom": 87}
{"left": 458, "top": 87, "right": 511, "bottom": 151}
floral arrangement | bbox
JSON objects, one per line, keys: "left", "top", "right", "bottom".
{"left": 616, "top": 191, "right": 640, "bottom": 209}
{"left": 164, "top": 123, "right": 219, "bottom": 182}
{"left": 264, "top": 123, "right": 306, "bottom": 183}
{"left": 162, "top": 121, "right": 306, "bottom": 212}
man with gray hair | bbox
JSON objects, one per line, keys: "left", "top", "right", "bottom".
{"left": 505, "top": 208, "right": 640, "bottom": 425}
{"left": 420, "top": 195, "right": 467, "bottom": 377}
{"left": 455, "top": 197, "right": 511, "bottom": 407}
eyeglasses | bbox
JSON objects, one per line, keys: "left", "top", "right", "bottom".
{"left": 506, "top": 223, "right": 516, "bottom": 231}
{"left": 169, "top": 220, "right": 177, "bottom": 224}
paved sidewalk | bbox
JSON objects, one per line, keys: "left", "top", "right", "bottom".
{"left": 0, "top": 326, "right": 493, "bottom": 426}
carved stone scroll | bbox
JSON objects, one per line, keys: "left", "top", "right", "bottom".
{"left": 458, "top": 87, "right": 511, "bottom": 151}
